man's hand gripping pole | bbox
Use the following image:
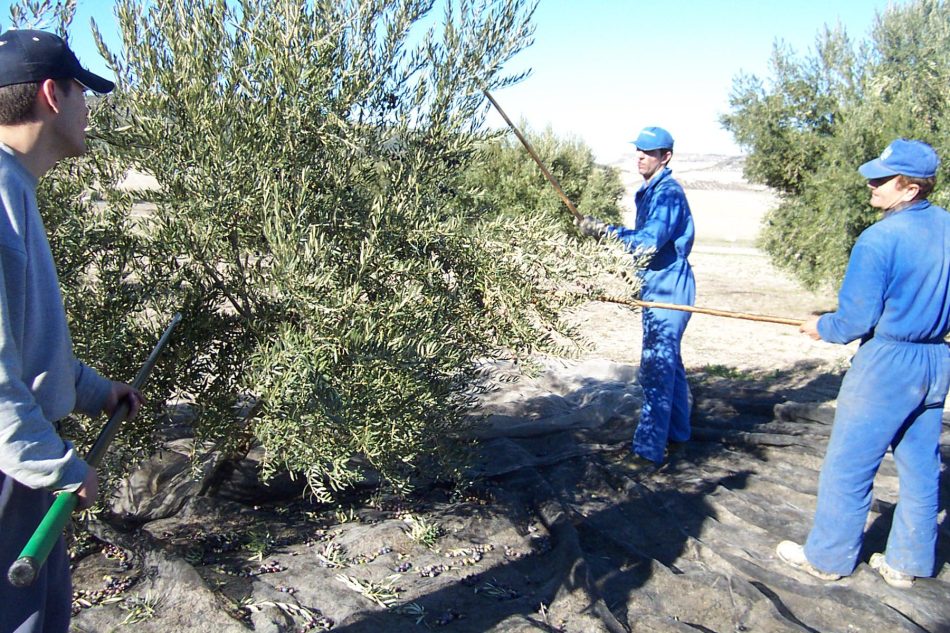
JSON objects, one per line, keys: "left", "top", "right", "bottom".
{"left": 7, "top": 313, "right": 182, "bottom": 588}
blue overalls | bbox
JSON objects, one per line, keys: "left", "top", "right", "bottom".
{"left": 804, "top": 201, "right": 950, "bottom": 577}
{"left": 607, "top": 167, "right": 696, "bottom": 463}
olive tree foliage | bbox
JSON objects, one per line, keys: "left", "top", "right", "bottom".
{"left": 64, "top": 0, "right": 638, "bottom": 499}
{"left": 721, "top": 0, "right": 950, "bottom": 289}
{"left": 463, "top": 125, "right": 626, "bottom": 232}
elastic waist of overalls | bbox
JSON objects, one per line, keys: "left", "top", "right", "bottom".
{"left": 873, "top": 335, "right": 948, "bottom": 346}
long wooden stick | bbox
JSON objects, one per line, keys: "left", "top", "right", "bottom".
{"left": 596, "top": 295, "right": 805, "bottom": 327}
{"left": 483, "top": 89, "right": 584, "bottom": 221}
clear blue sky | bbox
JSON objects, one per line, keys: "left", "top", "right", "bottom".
{"left": 0, "top": 0, "right": 911, "bottom": 160}
{"left": 492, "top": 0, "right": 906, "bottom": 160}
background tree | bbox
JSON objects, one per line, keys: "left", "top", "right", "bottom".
{"left": 721, "top": 0, "right": 950, "bottom": 289}
{"left": 463, "top": 124, "right": 625, "bottom": 232}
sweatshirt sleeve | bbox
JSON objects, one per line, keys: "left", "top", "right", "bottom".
{"left": 0, "top": 248, "right": 88, "bottom": 492}
{"left": 817, "top": 231, "right": 888, "bottom": 344}
{"left": 606, "top": 185, "right": 685, "bottom": 257}
{"left": 73, "top": 360, "right": 111, "bottom": 418}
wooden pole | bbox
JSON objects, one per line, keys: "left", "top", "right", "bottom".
{"left": 596, "top": 295, "right": 805, "bottom": 327}
{"left": 483, "top": 89, "right": 584, "bottom": 221}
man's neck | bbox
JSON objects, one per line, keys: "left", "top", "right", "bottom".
{"left": 0, "top": 124, "right": 58, "bottom": 179}
{"left": 643, "top": 165, "right": 667, "bottom": 184}
{"left": 882, "top": 199, "right": 923, "bottom": 217}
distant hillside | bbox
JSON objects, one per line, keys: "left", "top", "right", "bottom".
{"left": 609, "top": 152, "right": 769, "bottom": 193}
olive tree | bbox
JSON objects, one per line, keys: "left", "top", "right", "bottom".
{"left": 722, "top": 0, "right": 950, "bottom": 288}
{"left": 81, "top": 0, "right": 637, "bottom": 498}
{"left": 463, "top": 124, "right": 626, "bottom": 232}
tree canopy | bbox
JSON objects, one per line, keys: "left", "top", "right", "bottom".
{"left": 721, "top": 0, "right": 950, "bottom": 288}
{"left": 6, "top": 0, "right": 635, "bottom": 499}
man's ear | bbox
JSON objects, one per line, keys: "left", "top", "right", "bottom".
{"left": 902, "top": 182, "right": 921, "bottom": 202}
{"left": 36, "top": 79, "right": 62, "bottom": 115}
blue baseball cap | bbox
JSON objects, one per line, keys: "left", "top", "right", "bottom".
{"left": 0, "top": 29, "right": 114, "bottom": 94}
{"left": 858, "top": 139, "right": 939, "bottom": 179}
{"left": 631, "top": 126, "right": 674, "bottom": 151}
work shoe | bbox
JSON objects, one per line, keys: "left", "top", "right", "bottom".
{"left": 665, "top": 441, "right": 687, "bottom": 458}
{"left": 869, "top": 553, "right": 914, "bottom": 589}
{"left": 619, "top": 452, "right": 660, "bottom": 475}
{"left": 776, "top": 541, "right": 842, "bottom": 581}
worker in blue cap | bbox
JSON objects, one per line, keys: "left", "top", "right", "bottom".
{"left": 577, "top": 126, "right": 696, "bottom": 469}
{"left": 777, "top": 138, "right": 950, "bottom": 589}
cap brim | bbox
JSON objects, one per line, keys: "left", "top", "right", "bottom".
{"left": 630, "top": 140, "right": 669, "bottom": 151}
{"left": 75, "top": 68, "right": 114, "bottom": 94}
{"left": 858, "top": 159, "right": 898, "bottom": 179}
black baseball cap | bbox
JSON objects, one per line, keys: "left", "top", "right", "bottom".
{"left": 0, "top": 29, "right": 114, "bottom": 94}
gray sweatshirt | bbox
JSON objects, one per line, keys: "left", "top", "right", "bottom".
{"left": 0, "top": 143, "right": 111, "bottom": 492}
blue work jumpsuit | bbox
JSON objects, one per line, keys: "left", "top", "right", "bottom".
{"left": 804, "top": 200, "right": 950, "bottom": 577}
{"left": 607, "top": 167, "right": 696, "bottom": 463}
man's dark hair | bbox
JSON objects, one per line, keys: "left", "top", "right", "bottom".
{"left": 896, "top": 174, "right": 936, "bottom": 200}
{"left": 0, "top": 79, "right": 74, "bottom": 126}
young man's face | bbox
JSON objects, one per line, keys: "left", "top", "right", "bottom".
{"left": 636, "top": 148, "right": 671, "bottom": 180}
{"left": 866, "top": 175, "right": 918, "bottom": 211}
{"left": 51, "top": 80, "right": 89, "bottom": 158}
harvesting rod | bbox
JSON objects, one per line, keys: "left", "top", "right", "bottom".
{"left": 7, "top": 313, "right": 182, "bottom": 588}
{"left": 596, "top": 295, "right": 805, "bottom": 327}
{"left": 483, "top": 89, "right": 584, "bottom": 221}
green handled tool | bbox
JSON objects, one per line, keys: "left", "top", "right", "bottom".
{"left": 7, "top": 312, "right": 182, "bottom": 588}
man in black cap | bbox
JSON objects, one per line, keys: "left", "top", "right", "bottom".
{"left": 0, "top": 29, "right": 143, "bottom": 632}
